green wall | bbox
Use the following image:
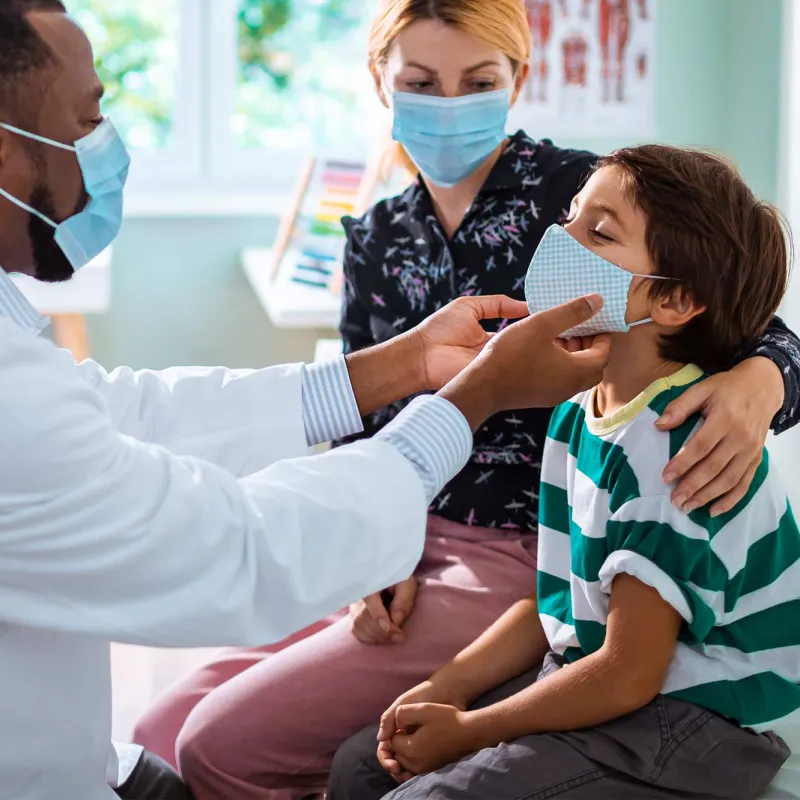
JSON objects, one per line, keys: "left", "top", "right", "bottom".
{"left": 87, "top": 217, "right": 327, "bottom": 370}
{"left": 724, "top": 0, "right": 784, "bottom": 203}
{"left": 87, "top": 0, "right": 786, "bottom": 370}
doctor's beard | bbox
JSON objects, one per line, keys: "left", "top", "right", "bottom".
{"left": 27, "top": 182, "right": 89, "bottom": 283}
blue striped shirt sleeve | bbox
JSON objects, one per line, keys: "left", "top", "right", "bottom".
{"left": 301, "top": 357, "right": 364, "bottom": 446}
{"left": 374, "top": 395, "right": 473, "bottom": 502}
{"left": 302, "top": 359, "right": 473, "bottom": 501}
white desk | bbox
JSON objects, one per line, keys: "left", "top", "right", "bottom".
{"left": 241, "top": 247, "right": 340, "bottom": 330}
{"left": 10, "top": 248, "right": 111, "bottom": 361}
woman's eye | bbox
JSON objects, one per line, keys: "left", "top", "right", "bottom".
{"left": 407, "top": 81, "right": 434, "bottom": 91}
{"left": 471, "top": 80, "right": 496, "bottom": 91}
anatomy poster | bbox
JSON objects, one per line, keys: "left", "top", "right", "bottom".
{"left": 509, "top": 0, "right": 655, "bottom": 137}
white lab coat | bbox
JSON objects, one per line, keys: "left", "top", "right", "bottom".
{"left": 0, "top": 318, "right": 428, "bottom": 799}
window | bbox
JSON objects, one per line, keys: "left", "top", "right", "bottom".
{"left": 69, "top": 0, "right": 387, "bottom": 211}
{"left": 234, "top": 0, "right": 383, "bottom": 153}
{"left": 71, "top": 0, "right": 179, "bottom": 150}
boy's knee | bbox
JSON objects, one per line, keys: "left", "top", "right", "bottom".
{"left": 328, "top": 725, "right": 385, "bottom": 800}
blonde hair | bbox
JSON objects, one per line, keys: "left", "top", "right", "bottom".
{"left": 368, "top": 0, "right": 531, "bottom": 180}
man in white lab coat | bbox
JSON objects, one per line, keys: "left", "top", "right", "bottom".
{"left": 0, "top": 2, "right": 611, "bottom": 798}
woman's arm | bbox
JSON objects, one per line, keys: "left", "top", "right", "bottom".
{"left": 746, "top": 316, "right": 800, "bottom": 433}
{"left": 657, "top": 316, "right": 800, "bottom": 516}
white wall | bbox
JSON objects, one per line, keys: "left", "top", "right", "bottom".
{"left": 771, "top": 0, "right": 800, "bottom": 508}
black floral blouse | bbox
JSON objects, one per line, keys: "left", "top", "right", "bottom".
{"left": 335, "top": 131, "right": 800, "bottom": 533}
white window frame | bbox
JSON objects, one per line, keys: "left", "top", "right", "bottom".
{"left": 207, "top": 0, "right": 302, "bottom": 194}
{"left": 771, "top": 0, "right": 800, "bottom": 500}
{"left": 779, "top": 0, "right": 800, "bottom": 327}
{"left": 123, "top": 0, "right": 387, "bottom": 215}
{"left": 206, "top": 0, "right": 387, "bottom": 192}
{"left": 122, "top": 0, "right": 204, "bottom": 193}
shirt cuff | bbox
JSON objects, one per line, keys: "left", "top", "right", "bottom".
{"left": 751, "top": 344, "right": 796, "bottom": 433}
{"left": 375, "top": 395, "right": 473, "bottom": 503}
{"left": 301, "top": 357, "right": 364, "bottom": 446}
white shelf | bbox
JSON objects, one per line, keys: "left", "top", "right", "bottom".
{"left": 10, "top": 248, "right": 112, "bottom": 315}
{"left": 241, "top": 247, "right": 340, "bottom": 330}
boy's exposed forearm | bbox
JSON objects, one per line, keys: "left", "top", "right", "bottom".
{"left": 430, "top": 594, "right": 549, "bottom": 706}
{"left": 463, "top": 647, "right": 655, "bottom": 749}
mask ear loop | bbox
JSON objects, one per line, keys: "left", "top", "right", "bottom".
{"left": 0, "top": 123, "right": 77, "bottom": 229}
{"left": 0, "top": 122, "right": 77, "bottom": 151}
{"left": 628, "top": 274, "right": 680, "bottom": 328}
{"left": 0, "top": 187, "right": 58, "bottom": 229}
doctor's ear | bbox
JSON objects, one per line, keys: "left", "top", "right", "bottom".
{"left": 370, "top": 64, "right": 390, "bottom": 108}
{"left": 650, "top": 285, "right": 706, "bottom": 329}
{"left": 510, "top": 62, "right": 531, "bottom": 106}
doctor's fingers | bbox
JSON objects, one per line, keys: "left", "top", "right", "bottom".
{"left": 458, "top": 294, "right": 529, "bottom": 321}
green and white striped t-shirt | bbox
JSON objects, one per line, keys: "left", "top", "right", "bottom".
{"left": 538, "top": 363, "right": 800, "bottom": 742}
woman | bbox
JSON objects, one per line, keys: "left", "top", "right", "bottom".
{"left": 133, "top": 2, "right": 800, "bottom": 798}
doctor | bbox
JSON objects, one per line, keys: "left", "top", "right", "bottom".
{"left": 0, "top": 2, "right": 612, "bottom": 799}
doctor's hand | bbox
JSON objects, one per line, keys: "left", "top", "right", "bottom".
{"left": 349, "top": 578, "right": 418, "bottom": 645}
{"left": 413, "top": 295, "right": 530, "bottom": 391}
{"left": 438, "top": 295, "right": 610, "bottom": 431}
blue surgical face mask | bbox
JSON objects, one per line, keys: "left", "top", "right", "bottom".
{"left": 525, "top": 224, "right": 676, "bottom": 338}
{"left": 391, "top": 89, "right": 511, "bottom": 188}
{"left": 0, "top": 118, "right": 130, "bottom": 272}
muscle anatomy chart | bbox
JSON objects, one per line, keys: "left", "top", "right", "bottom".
{"left": 513, "top": 0, "right": 655, "bottom": 136}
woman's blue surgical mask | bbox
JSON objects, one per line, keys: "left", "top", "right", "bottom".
{"left": 0, "top": 118, "right": 130, "bottom": 272}
{"left": 391, "top": 88, "right": 511, "bottom": 188}
{"left": 525, "top": 224, "right": 675, "bottom": 338}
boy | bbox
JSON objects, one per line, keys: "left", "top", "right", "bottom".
{"left": 327, "top": 145, "right": 798, "bottom": 800}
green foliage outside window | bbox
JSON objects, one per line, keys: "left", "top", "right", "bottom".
{"left": 66, "top": 1, "right": 380, "bottom": 154}
{"left": 69, "top": 0, "right": 178, "bottom": 149}
{"left": 235, "top": 0, "right": 381, "bottom": 151}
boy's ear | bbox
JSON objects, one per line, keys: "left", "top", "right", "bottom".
{"left": 650, "top": 285, "right": 706, "bottom": 328}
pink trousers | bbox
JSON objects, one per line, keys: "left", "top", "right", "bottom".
{"left": 132, "top": 515, "right": 538, "bottom": 800}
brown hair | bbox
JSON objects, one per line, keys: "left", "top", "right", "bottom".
{"left": 368, "top": 0, "right": 531, "bottom": 179}
{"left": 597, "top": 145, "right": 791, "bottom": 372}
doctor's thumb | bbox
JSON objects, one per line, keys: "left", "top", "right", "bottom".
{"left": 538, "top": 294, "right": 604, "bottom": 338}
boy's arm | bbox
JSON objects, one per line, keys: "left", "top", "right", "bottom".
{"left": 463, "top": 574, "right": 681, "bottom": 747}
{"left": 378, "top": 593, "right": 548, "bottom": 746}
{"left": 431, "top": 593, "right": 550, "bottom": 706}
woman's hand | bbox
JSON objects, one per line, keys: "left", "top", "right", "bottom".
{"left": 349, "top": 578, "right": 417, "bottom": 645}
{"left": 656, "top": 357, "right": 784, "bottom": 516}
{"left": 377, "top": 679, "right": 468, "bottom": 783}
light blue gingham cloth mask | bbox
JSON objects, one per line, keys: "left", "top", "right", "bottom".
{"left": 525, "top": 224, "right": 674, "bottom": 338}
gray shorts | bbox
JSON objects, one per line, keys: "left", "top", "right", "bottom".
{"left": 328, "top": 652, "right": 790, "bottom": 800}
{"left": 114, "top": 750, "right": 194, "bottom": 800}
